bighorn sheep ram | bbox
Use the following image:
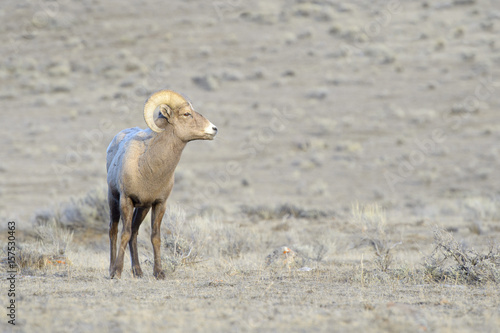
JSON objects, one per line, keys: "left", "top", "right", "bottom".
{"left": 106, "top": 90, "right": 217, "bottom": 279}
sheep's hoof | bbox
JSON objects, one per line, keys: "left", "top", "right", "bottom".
{"left": 110, "top": 271, "right": 121, "bottom": 279}
{"left": 154, "top": 270, "right": 166, "bottom": 280}
{"left": 132, "top": 267, "right": 143, "bottom": 278}
{"left": 109, "top": 266, "right": 122, "bottom": 279}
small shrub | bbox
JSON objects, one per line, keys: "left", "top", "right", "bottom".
{"left": 351, "top": 202, "right": 386, "bottom": 233}
{"left": 309, "top": 241, "right": 329, "bottom": 262}
{"left": 462, "top": 196, "right": 499, "bottom": 235}
{"left": 424, "top": 227, "right": 500, "bottom": 284}
{"left": 351, "top": 203, "right": 401, "bottom": 272}
{"left": 12, "top": 245, "right": 50, "bottom": 271}
{"left": 241, "top": 203, "right": 328, "bottom": 221}
{"left": 35, "top": 220, "right": 74, "bottom": 256}
{"left": 463, "top": 196, "right": 500, "bottom": 222}
{"left": 1, "top": 221, "right": 73, "bottom": 274}
{"left": 33, "top": 187, "right": 108, "bottom": 232}
{"left": 162, "top": 206, "right": 199, "bottom": 270}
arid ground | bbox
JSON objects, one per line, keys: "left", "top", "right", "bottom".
{"left": 1, "top": 0, "right": 500, "bottom": 332}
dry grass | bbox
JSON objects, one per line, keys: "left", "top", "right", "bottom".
{"left": 130, "top": 204, "right": 260, "bottom": 274}
{"left": 8, "top": 196, "right": 500, "bottom": 288}
{"left": 2, "top": 194, "right": 499, "bottom": 332}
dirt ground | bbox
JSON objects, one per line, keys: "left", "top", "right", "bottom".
{"left": 1, "top": 0, "right": 500, "bottom": 332}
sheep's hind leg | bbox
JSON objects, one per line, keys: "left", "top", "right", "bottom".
{"left": 151, "top": 201, "right": 167, "bottom": 280}
{"left": 112, "top": 196, "right": 134, "bottom": 279}
{"left": 129, "top": 207, "right": 150, "bottom": 278}
{"left": 108, "top": 190, "right": 120, "bottom": 278}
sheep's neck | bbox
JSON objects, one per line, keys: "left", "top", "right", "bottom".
{"left": 143, "top": 126, "right": 186, "bottom": 181}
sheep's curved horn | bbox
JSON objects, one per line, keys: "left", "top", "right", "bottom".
{"left": 143, "top": 90, "right": 188, "bottom": 133}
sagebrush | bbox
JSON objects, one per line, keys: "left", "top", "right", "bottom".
{"left": 424, "top": 227, "right": 500, "bottom": 284}
{"left": 351, "top": 203, "right": 401, "bottom": 272}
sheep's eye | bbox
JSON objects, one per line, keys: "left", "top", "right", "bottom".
{"left": 183, "top": 112, "right": 191, "bottom": 117}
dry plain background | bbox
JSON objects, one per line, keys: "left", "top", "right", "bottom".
{"left": 1, "top": 0, "right": 500, "bottom": 332}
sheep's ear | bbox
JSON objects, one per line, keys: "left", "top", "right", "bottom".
{"left": 159, "top": 104, "right": 172, "bottom": 119}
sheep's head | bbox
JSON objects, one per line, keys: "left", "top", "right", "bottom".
{"left": 144, "top": 90, "right": 218, "bottom": 141}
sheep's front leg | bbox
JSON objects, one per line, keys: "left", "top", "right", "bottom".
{"left": 129, "top": 207, "right": 150, "bottom": 278}
{"left": 111, "top": 196, "right": 134, "bottom": 279}
{"left": 151, "top": 201, "right": 167, "bottom": 280}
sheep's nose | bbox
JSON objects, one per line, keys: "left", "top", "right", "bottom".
{"left": 212, "top": 126, "right": 218, "bottom": 133}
